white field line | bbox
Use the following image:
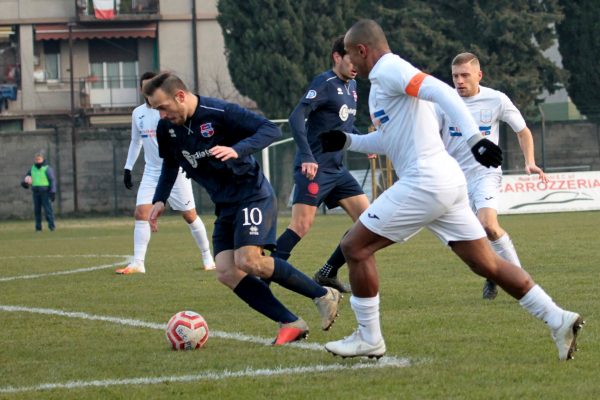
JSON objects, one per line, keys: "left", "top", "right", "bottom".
{"left": 0, "top": 305, "right": 323, "bottom": 351}
{"left": 0, "top": 255, "right": 131, "bottom": 282}
{"left": 0, "top": 357, "right": 410, "bottom": 394}
{"left": 0, "top": 305, "right": 413, "bottom": 394}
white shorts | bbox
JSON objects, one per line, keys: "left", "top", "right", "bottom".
{"left": 466, "top": 171, "right": 501, "bottom": 213}
{"left": 359, "top": 180, "right": 486, "bottom": 245}
{"left": 136, "top": 168, "right": 196, "bottom": 211}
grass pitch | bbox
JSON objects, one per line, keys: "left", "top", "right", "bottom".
{"left": 0, "top": 211, "right": 598, "bottom": 399}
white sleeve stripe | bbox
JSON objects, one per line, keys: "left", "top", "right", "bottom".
{"left": 200, "top": 105, "right": 225, "bottom": 112}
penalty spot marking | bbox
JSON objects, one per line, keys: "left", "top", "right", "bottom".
{"left": 0, "top": 255, "right": 131, "bottom": 282}
{"left": 0, "top": 358, "right": 410, "bottom": 394}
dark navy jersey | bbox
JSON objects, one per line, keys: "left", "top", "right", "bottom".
{"left": 153, "top": 96, "right": 281, "bottom": 205}
{"left": 290, "top": 70, "right": 359, "bottom": 171}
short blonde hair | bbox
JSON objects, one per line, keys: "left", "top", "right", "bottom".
{"left": 452, "top": 52, "right": 480, "bottom": 68}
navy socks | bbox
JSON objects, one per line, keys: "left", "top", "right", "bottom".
{"left": 272, "top": 228, "right": 301, "bottom": 261}
{"left": 233, "top": 274, "right": 297, "bottom": 324}
{"left": 271, "top": 257, "right": 327, "bottom": 299}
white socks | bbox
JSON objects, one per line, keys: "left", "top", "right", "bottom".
{"left": 350, "top": 294, "right": 383, "bottom": 345}
{"left": 491, "top": 233, "right": 521, "bottom": 267}
{"left": 188, "top": 217, "right": 213, "bottom": 263}
{"left": 133, "top": 220, "right": 151, "bottom": 265}
{"left": 519, "top": 284, "right": 564, "bottom": 330}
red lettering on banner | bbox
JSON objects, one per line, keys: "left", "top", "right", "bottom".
{"left": 577, "top": 179, "right": 587, "bottom": 188}
{"left": 537, "top": 181, "right": 548, "bottom": 191}
{"left": 593, "top": 179, "right": 600, "bottom": 188}
{"left": 525, "top": 182, "right": 535, "bottom": 191}
{"left": 515, "top": 183, "right": 524, "bottom": 191}
{"left": 504, "top": 183, "right": 514, "bottom": 192}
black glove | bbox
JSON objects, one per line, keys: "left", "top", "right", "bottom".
{"left": 470, "top": 138, "right": 503, "bottom": 168}
{"left": 21, "top": 181, "right": 30, "bottom": 189}
{"left": 49, "top": 192, "right": 56, "bottom": 202}
{"left": 124, "top": 169, "right": 133, "bottom": 189}
{"left": 319, "top": 130, "right": 348, "bottom": 152}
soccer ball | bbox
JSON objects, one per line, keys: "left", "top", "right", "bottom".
{"left": 165, "top": 311, "right": 209, "bottom": 350}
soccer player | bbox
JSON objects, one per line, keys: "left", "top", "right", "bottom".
{"left": 116, "top": 72, "right": 215, "bottom": 274}
{"left": 143, "top": 72, "right": 341, "bottom": 344}
{"left": 274, "top": 35, "right": 370, "bottom": 292}
{"left": 438, "top": 52, "right": 548, "bottom": 299}
{"left": 321, "top": 19, "right": 583, "bottom": 361}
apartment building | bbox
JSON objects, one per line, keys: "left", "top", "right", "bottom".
{"left": 0, "top": 0, "right": 241, "bottom": 131}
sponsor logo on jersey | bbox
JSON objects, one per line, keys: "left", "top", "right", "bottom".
{"left": 449, "top": 126, "right": 462, "bottom": 137}
{"left": 306, "top": 90, "right": 317, "bottom": 99}
{"left": 339, "top": 104, "right": 357, "bottom": 122}
{"left": 480, "top": 109, "right": 492, "bottom": 123}
{"left": 249, "top": 225, "right": 259, "bottom": 236}
{"left": 141, "top": 128, "right": 156, "bottom": 139}
{"left": 371, "top": 109, "right": 389, "bottom": 126}
{"left": 337, "top": 87, "right": 344, "bottom": 95}
{"left": 479, "top": 125, "right": 491, "bottom": 136}
{"left": 367, "top": 213, "right": 380, "bottom": 220}
{"left": 169, "top": 129, "right": 176, "bottom": 138}
{"left": 200, "top": 123, "right": 215, "bottom": 138}
{"left": 182, "top": 149, "right": 212, "bottom": 168}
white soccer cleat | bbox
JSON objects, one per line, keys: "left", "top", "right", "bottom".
{"left": 551, "top": 311, "right": 584, "bottom": 361}
{"left": 314, "top": 287, "right": 342, "bottom": 330}
{"left": 325, "top": 329, "right": 386, "bottom": 359}
{"left": 202, "top": 251, "right": 216, "bottom": 271}
{"left": 115, "top": 263, "right": 146, "bottom": 275}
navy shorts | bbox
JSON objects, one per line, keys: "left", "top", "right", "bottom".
{"left": 212, "top": 194, "right": 278, "bottom": 256}
{"left": 292, "top": 168, "right": 364, "bottom": 209}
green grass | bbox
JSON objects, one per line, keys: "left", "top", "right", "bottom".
{"left": 0, "top": 212, "right": 598, "bottom": 399}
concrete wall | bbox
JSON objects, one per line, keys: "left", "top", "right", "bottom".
{"left": 503, "top": 121, "right": 600, "bottom": 172}
{"left": 1, "top": 120, "right": 600, "bottom": 220}
{"left": 0, "top": 0, "right": 74, "bottom": 20}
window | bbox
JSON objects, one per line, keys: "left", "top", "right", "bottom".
{"left": 33, "top": 40, "right": 61, "bottom": 82}
{"left": 44, "top": 41, "right": 60, "bottom": 81}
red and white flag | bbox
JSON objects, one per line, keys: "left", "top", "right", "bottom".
{"left": 93, "top": 0, "right": 115, "bottom": 19}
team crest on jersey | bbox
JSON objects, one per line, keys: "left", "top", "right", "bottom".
{"left": 480, "top": 109, "right": 492, "bottom": 124}
{"left": 200, "top": 123, "right": 215, "bottom": 138}
{"left": 306, "top": 90, "right": 317, "bottom": 99}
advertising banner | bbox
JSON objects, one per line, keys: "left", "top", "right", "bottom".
{"left": 498, "top": 171, "right": 600, "bottom": 214}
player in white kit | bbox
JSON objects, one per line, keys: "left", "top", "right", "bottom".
{"left": 438, "top": 52, "right": 548, "bottom": 299}
{"left": 321, "top": 19, "right": 583, "bottom": 361}
{"left": 116, "top": 72, "right": 215, "bottom": 274}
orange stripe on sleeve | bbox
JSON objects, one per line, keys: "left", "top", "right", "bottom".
{"left": 405, "top": 72, "right": 428, "bottom": 97}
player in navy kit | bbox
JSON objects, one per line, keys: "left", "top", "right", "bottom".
{"left": 273, "top": 36, "right": 370, "bottom": 292}
{"left": 143, "top": 72, "right": 341, "bottom": 345}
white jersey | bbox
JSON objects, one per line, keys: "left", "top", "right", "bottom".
{"left": 349, "top": 53, "right": 472, "bottom": 189}
{"left": 439, "top": 85, "right": 526, "bottom": 178}
{"left": 125, "top": 103, "right": 164, "bottom": 176}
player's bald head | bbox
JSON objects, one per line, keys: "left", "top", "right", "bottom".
{"left": 345, "top": 19, "right": 389, "bottom": 50}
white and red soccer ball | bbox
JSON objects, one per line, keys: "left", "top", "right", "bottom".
{"left": 165, "top": 311, "right": 209, "bottom": 350}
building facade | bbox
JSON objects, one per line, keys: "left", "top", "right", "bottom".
{"left": 0, "top": 0, "right": 242, "bottom": 131}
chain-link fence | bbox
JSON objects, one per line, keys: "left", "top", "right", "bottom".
{"left": 1, "top": 119, "right": 599, "bottom": 220}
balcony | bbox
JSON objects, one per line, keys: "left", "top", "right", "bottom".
{"left": 76, "top": 0, "right": 159, "bottom": 22}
